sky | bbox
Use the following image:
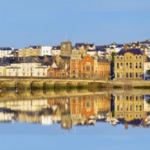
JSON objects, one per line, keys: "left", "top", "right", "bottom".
{"left": 0, "top": 122, "right": 150, "bottom": 150}
{"left": 0, "top": 0, "right": 150, "bottom": 48}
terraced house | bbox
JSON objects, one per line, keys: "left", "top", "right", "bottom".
{"left": 18, "top": 45, "right": 41, "bottom": 57}
{"left": 114, "top": 45, "right": 145, "bottom": 80}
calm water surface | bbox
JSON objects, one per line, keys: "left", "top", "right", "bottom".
{"left": 0, "top": 89, "right": 150, "bottom": 150}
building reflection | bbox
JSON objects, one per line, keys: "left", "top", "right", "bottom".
{"left": 0, "top": 92, "right": 150, "bottom": 130}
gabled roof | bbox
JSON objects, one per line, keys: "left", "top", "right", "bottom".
{"left": 52, "top": 62, "right": 58, "bottom": 69}
{"left": 116, "top": 48, "right": 143, "bottom": 56}
{"left": 75, "top": 43, "right": 95, "bottom": 48}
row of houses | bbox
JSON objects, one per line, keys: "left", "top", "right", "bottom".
{"left": 1, "top": 92, "right": 150, "bottom": 129}
{"left": 0, "top": 54, "right": 110, "bottom": 79}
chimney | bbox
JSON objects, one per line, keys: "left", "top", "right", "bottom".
{"left": 125, "top": 123, "right": 128, "bottom": 129}
{"left": 143, "top": 46, "right": 147, "bottom": 61}
{"left": 125, "top": 44, "right": 128, "bottom": 50}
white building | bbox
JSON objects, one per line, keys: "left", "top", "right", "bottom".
{"left": 41, "top": 115, "right": 53, "bottom": 125}
{"left": 87, "top": 50, "right": 97, "bottom": 57}
{"left": 40, "top": 46, "right": 52, "bottom": 56}
{"left": 0, "top": 47, "right": 14, "bottom": 58}
{"left": 51, "top": 46, "right": 61, "bottom": 56}
{"left": 6, "top": 59, "right": 49, "bottom": 77}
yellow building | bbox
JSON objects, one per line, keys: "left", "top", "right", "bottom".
{"left": 18, "top": 45, "right": 41, "bottom": 57}
{"left": 0, "top": 66, "right": 6, "bottom": 76}
{"left": 114, "top": 93, "right": 144, "bottom": 123}
{"left": 114, "top": 46, "right": 144, "bottom": 80}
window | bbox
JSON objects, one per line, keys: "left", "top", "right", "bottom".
{"left": 126, "top": 56, "right": 128, "bottom": 59}
{"left": 126, "top": 73, "right": 128, "bottom": 78}
{"left": 135, "top": 63, "right": 138, "bottom": 69}
{"left": 139, "top": 63, "right": 142, "bottom": 68}
{"left": 117, "top": 105, "right": 119, "bottom": 111}
{"left": 117, "top": 63, "right": 119, "bottom": 69}
{"left": 126, "top": 96, "right": 128, "bottom": 100}
{"left": 126, "top": 63, "right": 128, "bottom": 68}
{"left": 91, "top": 67, "right": 94, "bottom": 71}
{"left": 130, "top": 73, "right": 132, "bottom": 77}
{"left": 130, "top": 56, "right": 132, "bottom": 59}
{"left": 139, "top": 105, "right": 142, "bottom": 111}
{"left": 117, "top": 73, "right": 119, "bottom": 78}
{"left": 120, "top": 57, "right": 123, "bottom": 59}
{"left": 136, "top": 56, "right": 138, "bottom": 59}
{"left": 136, "top": 96, "right": 138, "bottom": 100}
{"left": 86, "top": 66, "right": 90, "bottom": 71}
{"left": 136, "top": 73, "right": 138, "bottom": 78}
{"left": 117, "top": 56, "right": 119, "bottom": 59}
{"left": 130, "top": 63, "right": 132, "bottom": 68}
{"left": 136, "top": 105, "right": 138, "bottom": 111}
{"left": 130, "top": 96, "right": 132, "bottom": 100}
{"left": 43, "top": 73, "right": 45, "bottom": 76}
{"left": 139, "top": 56, "right": 141, "bottom": 59}
{"left": 130, "top": 105, "right": 132, "bottom": 111}
{"left": 83, "top": 67, "right": 85, "bottom": 71}
{"left": 121, "top": 63, "right": 123, "bottom": 67}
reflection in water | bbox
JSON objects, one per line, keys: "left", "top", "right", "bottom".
{"left": 0, "top": 90, "right": 150, "bottom": 130}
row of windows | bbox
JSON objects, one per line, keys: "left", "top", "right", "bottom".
{"left": 83, "top": 67, "right": 94, "bottom": 71}
{"left": 116, "top": 95, "right": 143, "bottom": 100}
{"left": 116, "top": 62, "right": 142, "bottom": 69}
{"left": 8, "top": 72, "right": 46, "bottom": 76}
{"left": 116, "top": 72, "right": 141, "bottom": 78}
{"left": 116, "top": 114, "right": 142, "bottom": 118}
{"left": 116, "top": 56, "right": 142, "bottom": 60}
{"left": 117, "top": 105, "right": 142, "bottom": 111}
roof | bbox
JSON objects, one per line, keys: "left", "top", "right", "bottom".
{"left": 75, "top": 43, "right": 94, "bottom": 48}
{"left": 52, "top": 46, "right": 61, "bottom": 50}
{"left": 28, "top": 45, "right": 41, "bottom": 49}
{"left": 0, "top": 47, "right": 12, "bottom": 50}
{"left": 116, "top": 48, "right": 143, "bottom": 56}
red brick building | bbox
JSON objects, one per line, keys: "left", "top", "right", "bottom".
{"left": 47, "top": 62, "right": 70, "bottom": 78}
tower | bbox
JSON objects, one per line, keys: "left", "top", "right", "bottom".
{"left": 60, "top": 41, "right": 72, "bottom": 57}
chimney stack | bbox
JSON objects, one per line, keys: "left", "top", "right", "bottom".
{"left": 143, "top": 45, "right": 147, "bottom": 61}
{"left": 125, "top": 44, "right": 128, "bottom": 50}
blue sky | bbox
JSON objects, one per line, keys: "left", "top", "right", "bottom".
{"left": 0, "top": 122, "right": 150, "bottom": 150}
{"left": 0, "top": 0, "right": 150, "bottom": 48}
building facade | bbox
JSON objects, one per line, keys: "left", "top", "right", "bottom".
{"left": 114, "top": 47, "right": 144, "bottom": 80}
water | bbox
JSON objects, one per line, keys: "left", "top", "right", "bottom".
{"left": 0, "top": 89, "right": 150, "bottom": 150}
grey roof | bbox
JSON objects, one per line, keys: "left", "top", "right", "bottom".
{"left": 116, "top": 49, "right": 143, "bottom": 56}
{"left": 52, "top": 46, "right": 61, "bottom": 50}
{"left": 0, "top": 47, "right": 12, "bottom": 50}
{"left": 75, "top": 43, "right": 94, "bottom": 48}
{"left": 28, "top": 45, "right": 41, "bottom": 49}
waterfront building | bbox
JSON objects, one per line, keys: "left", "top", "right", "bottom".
{"left": 5, "top": 57, "right": 49, "bottom": 77}
{"left": 94, "top": 57, "right": 110, "bottom": 80}
{"left": 81, "top": 55, "right": 94, "bottom": 79}
{"left": 114, "top": 45, "right": 144, "bottom": 80}
{"left": 47, "top": 62, "right": 70, "bottom": 78}
{"left": 70, "top": 48, "right": 82, "bottom": 78}
{"left": 114, "top": 93, "right": 144, "bottom": 128}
